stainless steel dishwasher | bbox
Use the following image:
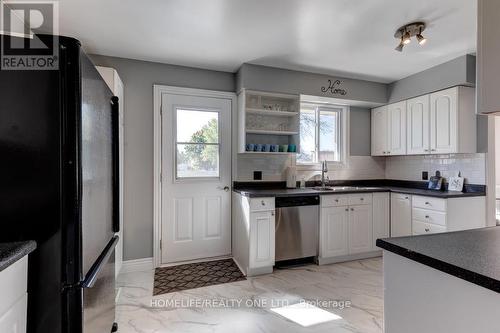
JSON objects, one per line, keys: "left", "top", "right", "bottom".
{"left": 275, "top": 195, "right": 320, "bottom": 262}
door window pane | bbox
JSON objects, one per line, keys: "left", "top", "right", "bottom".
{"left": 176, "top": 144, "right": 219, "bottom": 178}
{"left": 175, "top": 108, "right": 220, "bottom": 178}
{"left": 177, "top": 109, "right": 219, "bottom": 143}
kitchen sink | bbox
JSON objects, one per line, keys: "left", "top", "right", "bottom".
{"left": 312, "top": 186, "right": 358, "bottom": 191}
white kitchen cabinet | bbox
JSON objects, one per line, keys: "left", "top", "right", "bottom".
{"left": 249, "top": 210, "right": 275, "bottom": 270}
{"left": 232, "top": 193, "right": 275, "bottom": 276}
{"left": 372, "top": 86, "right": 476, "bottom": 156}
{"left": 430, "top": 86, "right": 476, "bottom": 154}
{"left": 0, "top": 257, "right": 28, "bottom": 333}
{"left": 388, "top": 101, "right": 407, "bottom": 155}
{"left": 390, "top": 193, "right": 412, "bottom": 237}
{"left": 411, "top": 195, "right": 486, "bottom": 235}
{"left": 372, "top": 192, "right": 390, "bottom": 250}
{"left": 407, "top": 95, "right": 430, "bottom": 154}
{"left": 371, "top": 106, "right": 389, "bottom": 156}
{"left": 477, "top": 0, "right": 500, "bottom": 114}
{"left": 320, "top": 206, "right": 349, "bottom": 258}
{"left": 319, "top": 193, "right": 379, "bottom": 264}
{"left": 348, "top": 205, "right": 373, "bottom": 254}
{"left": 371, "top": 101, "right": 406, "bottom": 156}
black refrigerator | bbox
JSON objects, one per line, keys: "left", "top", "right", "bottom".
{"left": 0, "top": 34, "right": 119, "bottom": 333}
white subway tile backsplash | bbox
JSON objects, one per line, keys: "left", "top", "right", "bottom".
{"left": 385, "top": 153, "right": 486, "bottom": 185}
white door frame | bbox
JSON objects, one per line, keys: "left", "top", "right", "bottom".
{"left": 153, "top": 85, "right": 237, "bottom": 268}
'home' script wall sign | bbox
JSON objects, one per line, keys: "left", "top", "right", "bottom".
{"left": 321, "top": 79, "right": 347, "bottom": 96}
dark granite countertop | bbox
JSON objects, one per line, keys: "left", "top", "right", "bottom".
{"left": 376, "top": 227, "right": 500, "bottom": 293}
{"left": 233, "top": 186, "right": 485, "bottom": 199}
{"left": 0, "top": 241, "right": 36, "bottom": 273}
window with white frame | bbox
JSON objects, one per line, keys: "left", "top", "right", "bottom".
{"left": 297, "top": 102, "right": 347, "bottom": 165}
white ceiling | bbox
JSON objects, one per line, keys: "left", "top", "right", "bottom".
{"left": 58, "top": 0, "right": 477, "bottom": 83}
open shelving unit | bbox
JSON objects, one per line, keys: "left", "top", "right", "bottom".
{"left": 237, "top": 89, "right": 300, "bottom": 154}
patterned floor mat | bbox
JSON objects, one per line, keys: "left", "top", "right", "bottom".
{"left": 153, "top": 258, "right": 246, "bottom": 295}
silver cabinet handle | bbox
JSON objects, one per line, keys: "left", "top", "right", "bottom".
{"left": 425, "top": 215, "right": 430, "bottom": 219}
{"left": 425, "top": 228, "right": 430, "bottom": 232}
{"left": 351, "top": 208, "right": 354, "bottom": 211}
{"left": 425, "top": 202, "right": 430, "bottom": 205}
{"left": 217, "top": 186, "right": 230, "bottom": 192}
{"left": 360, "top": 198, "right": 364, "bottom": 201}
{"left": 405, "top": 196, "right": 409, "bottom": 199}
{"left": 345, "top": 208, "right": 349, "bottom": 211}
{"left": 271, "top": 211, "right": 275, "bottom": 216}
{"left": 335, "top": 199, "right": 339, "bottom": 202}
{"left": 261, "top": 200, "right": 265, "bottom": 206}
{"left": 431, "top": 149, "right": 436, "bottom": 152}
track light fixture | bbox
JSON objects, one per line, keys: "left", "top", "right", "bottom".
{"left": 394, "top": 22, "right": 427, "bottom": 52}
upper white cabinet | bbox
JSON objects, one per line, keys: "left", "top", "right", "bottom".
{"left": 372, "top": 86, "right": 476, "bottom": 156}
{"left": 371, "top": 106, "right": 388, "bottom": 156}
{"left": 407, "top": 95, "right": 430, "bottom": 155}
{"left": 477, "top": 0, "right": 500, "bottom": 114}
{"left": 430, "top": 87, "right": 476, "bottom": 154}
{"left": 388, "top": 101, "right": 407, "bottom": 155}
{"left": 371, "top": 102, "right": 406, "bottom": 156}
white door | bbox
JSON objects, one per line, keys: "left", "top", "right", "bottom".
{"left": 348, "top": 205, "right": 373, "bottom": 254}
{"left": 407, "top": 95, "right": 430, "bottom": 155}
{"left": 249, "top": 211, "right": 275, "bottom": 269}
{"left": 388, "top": 101, "right": 407, "bottom": 155}
{"left": 390, "top": 193, "right": 412, "bottom": 237}
{"left": 320, "top": 206, "right": 349, "bottom": 258}
{"left": 371, "top": 106, "right": 388, "bottom": 156}
{"left": 430, "top": 87, "right": 458, "bottom": 154}
{"left": 161, "top": 92, "right": 232, "bottom": 264}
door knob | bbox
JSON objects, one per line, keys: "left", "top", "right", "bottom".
{"left": 217, "top": 186, "right": 230, "bottom": 192}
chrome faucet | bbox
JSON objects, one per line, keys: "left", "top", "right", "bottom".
{"left": 321, "top": 160, "right": 329, "bottom": 188}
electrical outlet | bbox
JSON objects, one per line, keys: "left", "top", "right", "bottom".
{"left": 422, "top": 171, "right": 428, "bottom": 180}
{"left": 253, "top": 171, "right": 262, "bottom": 180}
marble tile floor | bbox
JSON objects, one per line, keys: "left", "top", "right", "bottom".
{"left": 116, "top": 257, "right": 383, "bottom": 333}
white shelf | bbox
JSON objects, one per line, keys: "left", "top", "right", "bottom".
{"left": 239, "top": 151, "right": 296, "bottom": 155}
{"left": 246, "top": 108, "right": 298, "bottom": 117}
{"left": 246, "top": 129, "right": 299, "bottom": 135}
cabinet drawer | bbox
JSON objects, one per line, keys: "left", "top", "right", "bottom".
{"left": 0, "top": 257, "right": 27, "bottom": 316}
{"left": 249, "top": 197, "right": 275, "bottom": 211}
{"left": 412, "top": 196, "right": 446, "bottom": 212}
{"left": 412, "top": 208, "right": 446, "bottom": 226}
{"left": 348, "top": 193, "right": 372, "bottom": 206}
{"left": 412, "top": 220, "right": 446, "bottom": 235}
{"left": 321, "top": 195, "right": 349, "bottom": 207}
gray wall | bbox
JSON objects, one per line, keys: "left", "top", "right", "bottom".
{"left": 89, "top": 54, "right": 235, "bottom": 260}
{"left": 387, "top": 55, "right": 476, "bottom": 103}
{"left": 350, "top": 107, "right": 371, "bottom": 156}
{"left": 237, "top": 63, "right": 387, "bottom": 104}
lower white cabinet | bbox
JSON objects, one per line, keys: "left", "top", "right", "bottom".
{"left": 232, "top": 193, "right": 275, "bottom": 276}
{"left": 0, "top": 256, "right": 28, "bottom": 333}
{"left": 348, "top": 205, "right": 373, "bottom": 254}
{"left": 372, "top": 192, "right": 390, "bottom": 250}
{"left": 390, "top": 193, "right": 412, "bottom": 237}
{"left": 320, "top": 206, "right": 349, "bottom": 258}
{"left": 249, "top": 210, "right": 275, "bottom": 269}
{"left": 320, "top": 193, "right": 385, "bottom": 264}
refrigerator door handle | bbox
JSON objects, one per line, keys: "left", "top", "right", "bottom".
{"left": 111, "top": 96, "right": 120, "bottom": 233}
{"left": 83, "top": 236, "right": 119, "bottom": 288}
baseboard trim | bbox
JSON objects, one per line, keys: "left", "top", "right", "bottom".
{"left": 317, "top": 251, "right": 382, "bottom": 265}
{"left": 120, "top": 257, "right": 154, "bottom": 274}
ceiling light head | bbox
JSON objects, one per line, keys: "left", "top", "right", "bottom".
{"left": 395, "top": 38, "right": 404, "bottom": 52}
{"left": 394, "top": 22, "right": 427, "bottom": 51}
{"left": 416, "top": 28, "right": 427, "bottom": 45}
{"left": 402, "top": 30, "right": 412, "bottom": 45}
